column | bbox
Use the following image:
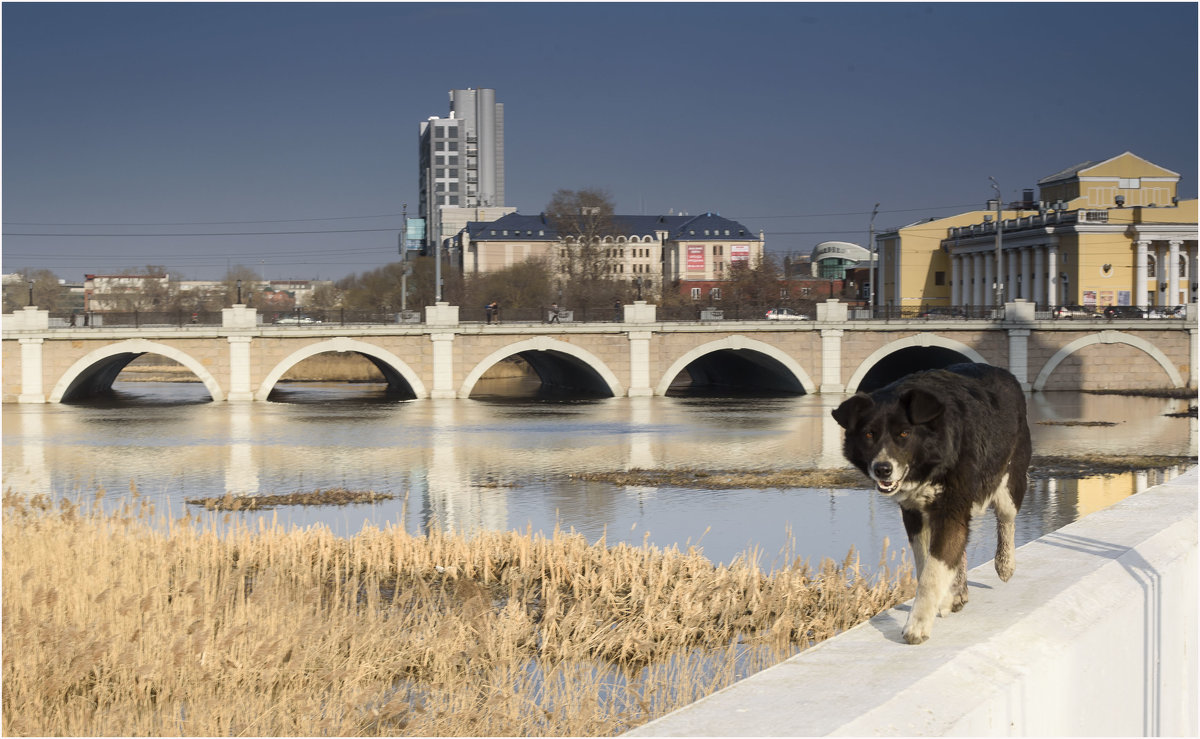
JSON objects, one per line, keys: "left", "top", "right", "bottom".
{"left": 1006, "top": 249, "right": 1019, "bottom": 302}
{"left": 951, "top": 255, "right": 962, "bottom": 306}
{"left": 1168, "top": 240, "right": 1181, "bottom": 306}
{"left": 1156, "top": 244, "right": 1168, "bottom": 306}
{"left": 18, "top": 337, "right": 45, "bottom": 403}
{"left": 983, "top": 252, "right": 995, "bottom": 307}
{"left": 1135, "top": 240, "right": 1149, "bottom": 307}
{"left": 430, "top": 333, "right": 457, "bottom": 398}
{"left": 972, "top": 253, "right": 984, "bottom": 306}
{"left": 226, "top": 335, "right": 253, "bottom": 402}
{"left": 1047, "top": 244, "right": 1059, "bottom": 307}
{"left": 1032, "top": 246, "right": 1044, "bottom": 309}
{"left": 820, "top": 329, "right": 845, "bottom": 394}
{"left": 627, "top": 331, "right": 653, "bottom": 397}
{"left": 1019, "top": 246, "right": 1032, "bottom": 303}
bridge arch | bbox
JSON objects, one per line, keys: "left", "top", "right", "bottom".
{"left": 255, "top": 337, "right": 427, "bottom": 401}
{"left": 1032, "top": 330, "right": 1184, "bottom": 391}
{"left": 49, "top": 339, "right": 225, "bottom": 402}
{"left": 845, "top": 332, "right": 989, "bottom": 393}
{"left": 459, "top": 336, "right": 623, "bottom": 398}
{"left": 654, "top": 335, "right": 817, "bottom": 396}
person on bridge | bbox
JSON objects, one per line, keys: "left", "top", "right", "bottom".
{"left": 549, "top": 303, "right": 561, "bottom": 323}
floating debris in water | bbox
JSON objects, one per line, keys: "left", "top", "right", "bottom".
{"left": 185, "top": 487, "right": 398, "bottom": 510}
{"left": 1036, "top": 420, "right": 1118, "bottom": 427}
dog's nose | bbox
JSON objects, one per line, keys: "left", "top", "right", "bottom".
{"left": 872, "top": 461, "right": 893, "bottom": 479}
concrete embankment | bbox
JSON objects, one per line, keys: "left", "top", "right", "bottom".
{"left": 627, "top": 466, "right": 1198, "bottom": 737}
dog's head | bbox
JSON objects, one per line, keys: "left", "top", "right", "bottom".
{"left": 832, "top": 387, "right": 945, "bottom": 496}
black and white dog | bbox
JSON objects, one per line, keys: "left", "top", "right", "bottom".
{"left": 832, "top": 363, "right": 1031, "bottom": 644}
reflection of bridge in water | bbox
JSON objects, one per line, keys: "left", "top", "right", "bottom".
{"left": 3, "top": 300, "right": 1194, "bottom": 403}
{"left": 7, "top": 394, "right": 1192, "bottom": 547}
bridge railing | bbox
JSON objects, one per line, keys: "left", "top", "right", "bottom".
{"left": 29, "top": 302, "right": 1191, "bottom": 329}
{"left": 47, "top": 310, "right": 227, "bottom": 327}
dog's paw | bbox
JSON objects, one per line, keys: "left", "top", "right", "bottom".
{"left": 951, "top": 591, "right": 968, "bottom": 612}
{"left": 995, "top": 557, "right": 1014, "bottom": 582}
{"left": 902, "top": 617, "right": 931, "bottom": 645}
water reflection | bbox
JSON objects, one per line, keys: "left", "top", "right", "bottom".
{"left": 3, "top": 385, "right": 1195, "bottom": 568}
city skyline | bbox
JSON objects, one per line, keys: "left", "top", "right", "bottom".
{"left": 3, "top": 2, "right": 1197, "bottom": 282}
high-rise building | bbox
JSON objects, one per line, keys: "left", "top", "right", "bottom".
{"left": 418, "top": 88, "right": 509, "bottom": 253}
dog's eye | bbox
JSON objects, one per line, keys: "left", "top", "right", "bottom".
{"left": 865, "top": 431, "right": 874, "bottom": 440}
{"left": 899, "top": 430, "right": 909, "bottom": 439}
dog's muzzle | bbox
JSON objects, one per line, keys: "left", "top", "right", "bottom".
{"left": 871, "top": 459, "right": 902, "bottom": 495}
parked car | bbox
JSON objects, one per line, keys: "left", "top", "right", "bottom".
{"left": 765, "top": 308, "right": 809, "bottom": 321}
{"left": 918, "top": 307, "right": 967, "bottom": 319}
{"left": 1144, "top": 306, "right": 1183, "bottom": 319}
{"left": 1103, "top": 305, "right": 1143, "bottom": 319}
{"left": 1051, "top": 305, "right": 1091, "bottom": 319}
{"left": 275, "top": 315, "right": 321, "bottom": 325}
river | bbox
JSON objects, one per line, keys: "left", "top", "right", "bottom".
{"left": 3, "top": 380, "right": 1195, "bottom": 571}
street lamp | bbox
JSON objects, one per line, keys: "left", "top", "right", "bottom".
{"left": 27, "top": 280, "right": 34, "bottom": 307}
{"left": 989, "top": 176, "right": 1004, "bottom": 307}
{"left": 236, "top": 279, "right": 243, "bottom": 305}
{"left": 867, "top": 203, "right": 880, "bottom": 316}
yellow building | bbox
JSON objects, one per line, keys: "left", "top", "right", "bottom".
{"left": 876, "top": 152, "right": 1198, "bottom": 311}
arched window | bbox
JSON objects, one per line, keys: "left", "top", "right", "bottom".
{"left": 1147, "top": 254, "right": 1157, "bottom": 278}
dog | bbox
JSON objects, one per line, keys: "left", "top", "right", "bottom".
{"left": 832, "top": 363, "right": 1031, "bottom": 644}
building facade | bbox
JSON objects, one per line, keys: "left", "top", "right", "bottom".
{"left": 453, "top": 211, "right": 765, "bottom": 293}
{"left": 418, "top": 88, "right": 506, "bottom": 252}
{"left": 874, "top": 152, "right": 1198, "bottom": 311}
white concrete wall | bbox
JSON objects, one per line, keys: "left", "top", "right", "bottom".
{"left": 627, "top": 467, "right": 1198, "bottom": 737}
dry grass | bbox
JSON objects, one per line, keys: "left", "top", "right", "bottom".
{"left": 3, "top": 489, "right": 914, "bottom": 737}
{"left": 185, "top": 487, "right": 399, "bottom": 510}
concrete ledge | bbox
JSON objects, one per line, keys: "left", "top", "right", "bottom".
{"left": 627, "top": 467, "right": 1198, "bottom": 737}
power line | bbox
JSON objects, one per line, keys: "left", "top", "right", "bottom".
{"left": 3, "top": 227, "right": 402, "bottom": 237}
{"left": 2, "top": 212, "right": 406, "bottom": 227}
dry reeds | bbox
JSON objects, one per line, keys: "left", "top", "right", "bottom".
{"left": 3, "top": 490, "right": 914, "bottom": 737}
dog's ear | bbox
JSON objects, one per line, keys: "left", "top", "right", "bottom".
{"left": 901, "top": 387, "right": 944, "bottom": 425}
{"left": 832, "top": 393, "right": 873, "bottom": 429}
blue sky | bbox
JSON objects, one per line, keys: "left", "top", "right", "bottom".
{"left": 3, "top": 2, "right": 1197, "bottom": 282}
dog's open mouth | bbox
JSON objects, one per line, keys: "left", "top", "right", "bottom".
{"left": 875, "top": 479, "right": 901, "bottom": 494}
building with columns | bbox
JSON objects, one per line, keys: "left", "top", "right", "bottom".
{"left": 875, "top": 152, "right": 1197, "bottom": 310}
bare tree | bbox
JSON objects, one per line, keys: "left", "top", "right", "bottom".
{"left": 545, "top": 188, "right": 622, "bottom": 311}
{"left": 2, "top": 269, "right": 68, "bottom": 313}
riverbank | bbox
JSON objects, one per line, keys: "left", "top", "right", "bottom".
{"left": 2, "top": 491, "right": 914, "bottom": 737}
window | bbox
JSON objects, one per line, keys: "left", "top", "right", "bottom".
{"left": 1148, "top": 255, "right": 1157, "bottom": 278}
{"left": 691, "top": 288, "right": 701, "bottom": 300}
{"left": 1119, "top": 178, "right": 1141, "bottom": 189}
{"left": 447, "top": 126, "right": 458, "bottom": 138}
{"left": 935, "top": 271, "right": 946, "bottom": 286}
{"left": 710, "top": 287, "right": 722, "bottom": 300}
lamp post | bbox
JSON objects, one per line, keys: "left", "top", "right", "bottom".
{"left": 27, "top": 280, "right": 34, "bottom": 307}
{"left": 989, "top": 177, "right": 1004, "bottom": 307}
{"left": 867, "top": 203, "right": 880, "bottom": 316}
{"left": 236, "top": 279, "right": 243, "bottom": 305}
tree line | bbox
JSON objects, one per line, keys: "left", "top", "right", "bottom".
{"left": 4, "top": 190, "right": 837, "bottom": 317}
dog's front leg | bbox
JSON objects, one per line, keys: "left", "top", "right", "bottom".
{"left": 903, "top": 514, "right": 968, "bottom": 645}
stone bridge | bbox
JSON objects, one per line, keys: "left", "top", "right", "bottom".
{"left": 3, "top": 301, "right": 1195, "bottom": 403}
